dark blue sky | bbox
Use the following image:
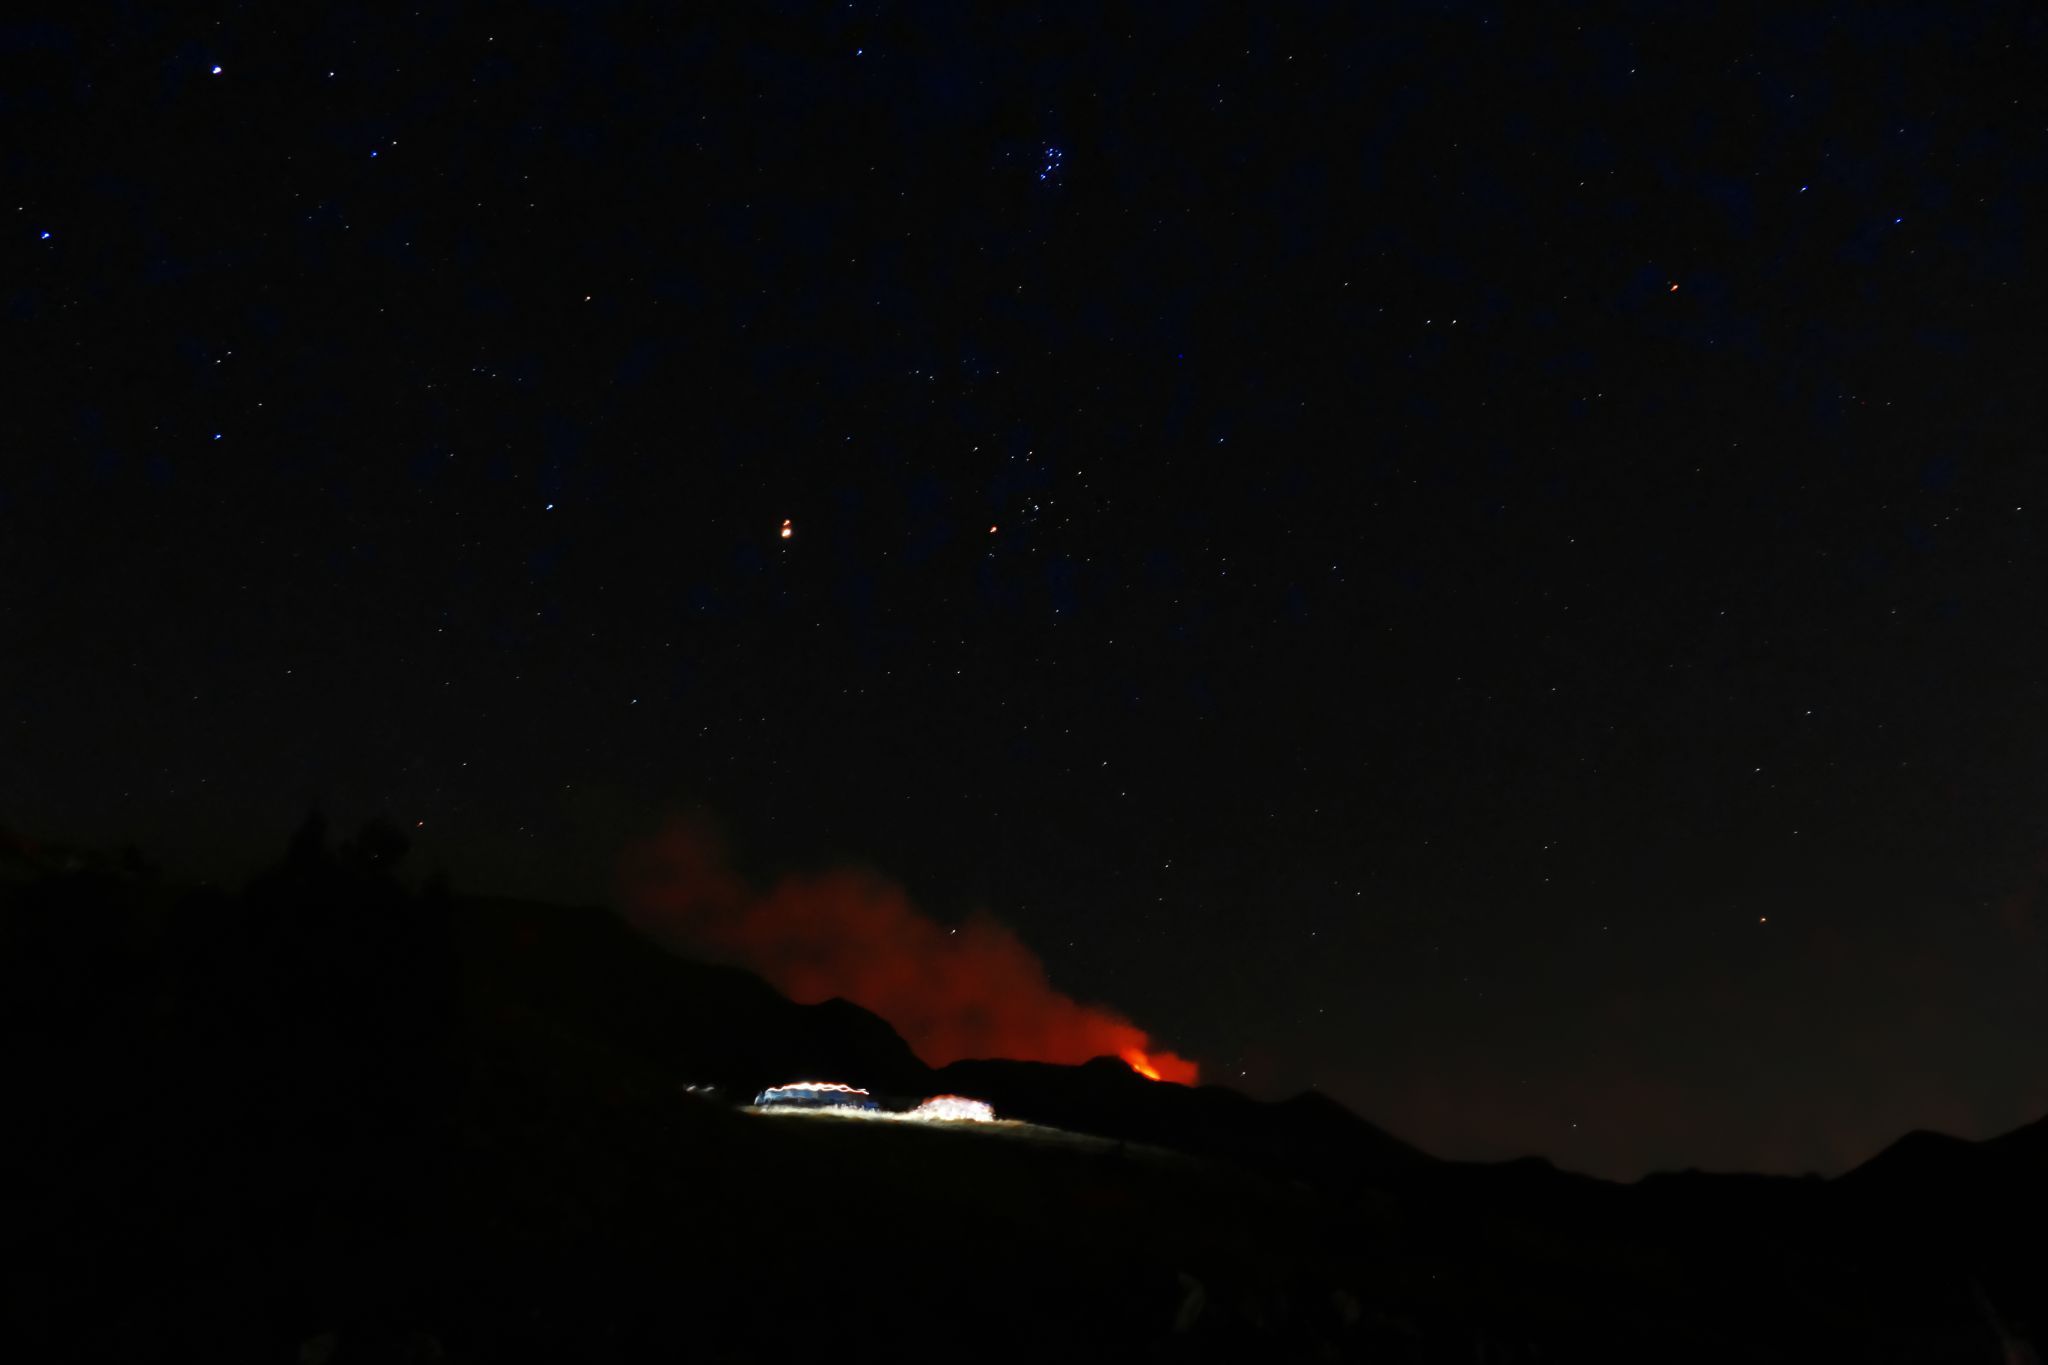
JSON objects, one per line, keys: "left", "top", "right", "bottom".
{"left": 5, "top": 1, "right": 2046, "bottom": 1177}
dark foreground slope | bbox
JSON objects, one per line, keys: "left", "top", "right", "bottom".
{"left": 2, "top": 826, "right": 2041, "bottom": 1363}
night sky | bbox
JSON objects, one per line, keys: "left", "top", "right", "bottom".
{"left": 8, "top": 2, "right": 2047, "bottom": 1179}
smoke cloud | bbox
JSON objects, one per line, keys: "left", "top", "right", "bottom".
{"left": 619, "top": 817, "right": 1198, "bottom": 1083}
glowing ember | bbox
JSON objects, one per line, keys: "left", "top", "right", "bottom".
{"left": 912, "top": 1094, "right": 996, "bottom": 1122}
{"left": 1122, "top": 1050, "right": 1164, "bottom": 1082}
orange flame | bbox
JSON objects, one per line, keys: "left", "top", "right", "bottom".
{"left": 1121, "top": 1050, "right": 1164, "bottom": 1082}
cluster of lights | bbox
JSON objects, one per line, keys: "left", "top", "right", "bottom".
{"left": 1038, "top": 146, "right": 1064, "bottom": 181}
{"left": 751, "top": 1085, "right": 1000, "bottom": 1124}
{"left": 762, "top": 1081, "right": 869, "bottom": 1096}
{"left": 910, "top": 1095, "right": 996, "bottom": 1123}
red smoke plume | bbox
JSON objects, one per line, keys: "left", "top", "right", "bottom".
{"left": 620, "top": 818, "right": 1198, "bottom": 1084}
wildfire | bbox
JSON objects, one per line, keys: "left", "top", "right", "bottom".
{"left": 621, "top": 817, "right": 1203, "bottom": 1085}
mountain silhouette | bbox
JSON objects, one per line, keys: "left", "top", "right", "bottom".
{"left": 2, "top": 825, "right": 2042, "bottom": 1362}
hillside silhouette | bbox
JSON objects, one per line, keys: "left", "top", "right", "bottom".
{"left": 1, "top": 822, "right": 2040, "bottom": 1362}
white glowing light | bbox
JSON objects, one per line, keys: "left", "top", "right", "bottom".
{"left": 911, "top": 1095, "right": 996, "bottom": 1122}
{"left": 763, "top": 1081, "right": 869, "bottom": 1096}
{"left": 749, "top": 1085, "right": 1002, "bottom": 1126}
{"left": 755, "top": 1081, "right": 875, "bottom": 1109}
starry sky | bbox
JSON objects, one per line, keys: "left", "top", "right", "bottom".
{"left": 7, "top": 2, "right": 2047, "bottom": 1179}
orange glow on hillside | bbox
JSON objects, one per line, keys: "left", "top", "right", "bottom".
{"left": 620, "top": 817, "right": 1201, "bottom": 1085}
